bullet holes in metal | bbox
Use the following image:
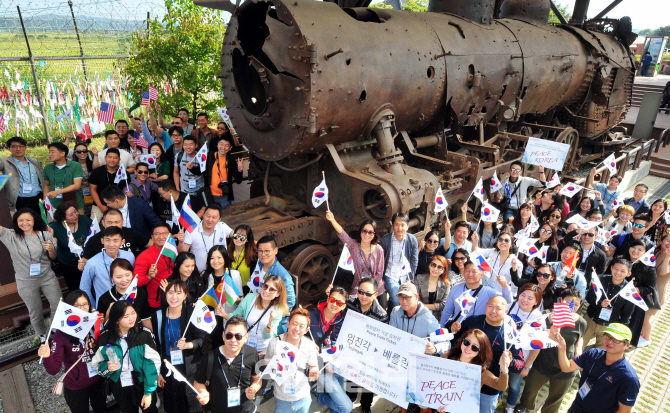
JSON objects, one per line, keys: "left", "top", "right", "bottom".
{"left": 346, "top": 58, "right": 352, "bottom": 66}
{"left": 359, "top": 90, "right": 367, "bottom": 103}
{"left": 427, "top": 66, "right": 435, "bottom": 79}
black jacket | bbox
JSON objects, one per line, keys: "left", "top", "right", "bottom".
{"left": 346, "top": 296, "right": 389, "bottom": 324}
{"left": 628, "top": 262, "right": 661, "bottom": 310}
{"left": 204, "top": 151, "right": 244, "bottom": 201}
{"left": 623, "top": 197, "right": 651, "bottom": 216}
{"left": 308, "top": 302, "right": 345, "bottom": 349}
{"left": 585, "top": 276, "right": 635, "bottom": 324}
{"left": 511, "top": 271, "right": 559, "bottom": 311}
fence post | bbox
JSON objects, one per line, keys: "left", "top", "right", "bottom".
{"left": 68, "top": 0, "right": 89, "bottom": 83}
{"left": 17, "top": 6, "right": 50, "bottom": 142}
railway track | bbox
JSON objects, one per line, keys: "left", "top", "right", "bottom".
{"left": 0, "top": 345, "right": 39, "bottom": 373}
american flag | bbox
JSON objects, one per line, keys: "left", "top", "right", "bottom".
{"left": 0, "top": 112, "right": 5, "bottom": 133}
{"left": 141, "top": 92, "right": 150, "bottom": 106}
{"left": 552, "top": 303, "right": 576, "bottom": 328}
{"left": 133, "top": 131, "right": 149, "bottom": 148}
{"left": 98, "top": 102, "right": 115, "bottom": 124}
{"left": 148, "top": 85, "right": 158, "bottom": 101}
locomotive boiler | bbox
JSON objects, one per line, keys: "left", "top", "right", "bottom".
{"left": 198, "top": 0, "right": 637, "bottom": 302}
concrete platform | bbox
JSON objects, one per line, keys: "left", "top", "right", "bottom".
{"left": 623, "top": 106, "right": 670, "bottom": 130}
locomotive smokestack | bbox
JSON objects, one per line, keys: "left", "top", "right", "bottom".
{"left": 428, "top": 0, "right": 495, "bottom": 25}
{"left": 498, "top": 0, "right": 551, "bottom": 25}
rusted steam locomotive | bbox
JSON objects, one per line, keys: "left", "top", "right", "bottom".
{"left": 198, "top": 0, "right": 636, "bottom": 303}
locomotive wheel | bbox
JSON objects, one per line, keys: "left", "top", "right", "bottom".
{"left": 289, "top": 244, "right": 335, "bottom": 304}
{"left": 555, "top": 127, "right": 579, "bottom": 175}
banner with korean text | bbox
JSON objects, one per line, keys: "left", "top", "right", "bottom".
{"left": 333, "top": 311, "right": 426, "bottom": 408}
{"left": 521, "top": 137, "right": 571, "bottom": 170}
{"left": 407, "top": 353, "right": 481, "bottom": 410}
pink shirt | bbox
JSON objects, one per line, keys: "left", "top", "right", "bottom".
{"left": 337, "top": 231, "right": 385, "bottom": 295}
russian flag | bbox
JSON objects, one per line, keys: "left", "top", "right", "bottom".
{"left": 179, "top": 194, "right": 201, "bottom": 234}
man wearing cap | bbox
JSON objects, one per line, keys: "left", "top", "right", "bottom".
{"left": 390, "top": 283, "right": 448, "bottom": 355}
{"left": 556, "top": 323, "right": 639, "bottom": 413}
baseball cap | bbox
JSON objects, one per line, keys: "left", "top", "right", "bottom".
{"left": 397, "top": 283, "right": 417, "bottom": 296}
{"left": 602, "top": 323, "right": 632, "bottom": 342}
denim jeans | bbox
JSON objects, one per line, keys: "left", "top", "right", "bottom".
{"left": 275, "top": 397, "right": 312, "bottom": 413}
{"left": 479, "top": 393, "right": 499, "bottom": 413}
{"left": 502, "top": 208, "right": 516, "bottom": 222}
{"left": 213, "top": 195, "right": 231, "bottom": 209}
{"left": 317, "top": 372, "right": 353, "bottom": 413}
{"left": 384, "top": 276, "right": 401, "bottom": 312}
{"left": 505, "top": 372, "right": 523, "bottom": 407}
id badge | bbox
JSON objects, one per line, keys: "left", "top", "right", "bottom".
{"left": 188, "top": 179, "right": 196, "bottom": 189}
{"left": 170, "top": 349, "right": 184, "bottom": 365}
{"left": 510, "top": 197, "right": 518, "bottom": 207}
{"left": 30, "top": 263, "right": 41, "bottom": 276}
{"left": 247, "top": 334, "right": 258, "bottom": 349}
{"left": 22, "top": 183, "right": 33, "bottom": 194}
{"left": 55, "top": 187, "right": 63, "bottom": 199}
{"left": 284, "top": 380, "right": 297, "bottom": 395}
{"left": 599, "top": 307, "right": 612, "bottom": 322}
{"left": 227, "top": 387, "right": 241, "bottom": 407}
{"left": 578, "top": 381, "right": 591, "bottom": 399}
{"left": 87, "top": 362, "right": 98, "bottom": 378}
{"left": 82, "top": 187, "right": 91, "bottom": 196}
{"left": 120, "top": 370, "right": 133, "bottom": 387}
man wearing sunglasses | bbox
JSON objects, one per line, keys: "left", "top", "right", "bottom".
{"left": 556, "top": 323, "right": 639, "bottom": 413}
{"left": 194, "top": 315, "right": 260, "bottom": 413}
{"left": 126, "top": 162, "right": 158, "bottom": 205}
{"left": 569, "top": 224, "right": 607, "bottom": 286}
{"left": 100, "top": 185, "right": 161, "bottom": 238}
{"left": 494, "top": 161, "right": 546, "bottom": 222}
{"left": 605, "top": 215, "right": 652, "bottom": 260}
{"left": 390, "top": 283, "right": 448, "bottom": 355}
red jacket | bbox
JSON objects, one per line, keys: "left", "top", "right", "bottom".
{"left": 135, "top": 244, "right": 174, "bottom": 308}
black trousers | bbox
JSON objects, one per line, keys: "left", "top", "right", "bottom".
{"left": 346, "top": 381, "right": 374, "bottom": 409}
{"left": 110, "top": 375, "right": 158, "bottom": 413}
{"left": 62, "top": 380, "right": 107, "bottom": 413}
{"left": 660, "top": 95, "right": 670, "bottom": 114}
{"left": 15, "top": 194, "right": 42, "bottom": 215}
{"left": 56, "top": 263, "right": 83, "bottom": 292}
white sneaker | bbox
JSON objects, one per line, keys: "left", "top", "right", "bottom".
{"left": 506, "top": 407, "right": 515, "bottom": 413}
{"left": 637, "top": 337, "right": 651, "bottom": 348}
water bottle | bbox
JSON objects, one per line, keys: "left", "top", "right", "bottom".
{"left": 105, "top": 344, "right": 119, "bottom": 364}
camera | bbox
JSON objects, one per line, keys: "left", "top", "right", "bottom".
{"left": 218, "top": 181, "right": 229, "bottom": 195}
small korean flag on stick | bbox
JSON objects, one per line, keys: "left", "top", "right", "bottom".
{"left": 559, "top": 182, "right": 584, "bottom": 198}
{"left": 454, "top": 290, "right": 476, "bottom": 321}
{"left": 139, "top": 154, "right": 157, "bottom": 169}
{"left": 195, "top": 142, "right": 208, "bottom": 171}
{"left": 638, "top": 248, "right": 656, "bottom": 267}
{"left": 489, "top": 171, "right": 503, "bottom": 193}
{"left": 617, "top": 281, "right": 649, "bottom": 311}
{"left": 480, "top": 201, "right": 500, "bottom": 223}
{"left": 429, "top": 328, "right": 454, "bottom": 343}
{"left": 602, "top": 153, "right": 618, "bottom": 175}
{"left": 164, "top": 360, "right": 199, "bottom": 394}
{"left": 434, "top": 186, "right": 448, "bottom": 213}
{"left": 64, "top": 221, "right": 83, "bottom": 258}
{"left": 610, "top": 197, "right": 623, "bottom": 212}
{"left": 337, "top": 244, "right": 355, "bottom": 273}
{"left": 84, "top": 215, "right": 100, "bottom": 246}
{"left": 591, "top": 272, "right": 608, "bottom": 302}
{"left": 312, "top": 172, "right": 329, "bottom": 209}
{"left": 185, "top": 299, "right": 217, "bottom": 335}
{"left": 114, "top": 163, "right": 127, "bottom": 184}
{"left": 546, "top": 173, "right": 561, "bottom": 189}
{"left": 472, "top": 178, "right": 485, "bottom": 201}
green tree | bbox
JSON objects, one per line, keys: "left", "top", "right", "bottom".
{"left": 118, "top": 0, "right": 226, "bottom": 116}
{"left": 370, "top": 0, "right": 426, "bottom": 12}
{"left": 548, "top": 3, "right": 571, "bottom": 24}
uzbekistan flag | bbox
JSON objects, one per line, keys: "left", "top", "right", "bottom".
{"left": 179, "top": 194, "right": 201, "bottom": 234}
{"left": 222, "top": 272, "right": 242, "bottom": 306}
{"left": 159, "top": 235, "right": 178, "bottom": 261}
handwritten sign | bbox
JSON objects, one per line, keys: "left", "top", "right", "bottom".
{"left": 406, "top": 353, "right": 481, "bottom": 410}
{"left": 333, "top": 311, "right": 426, "bottom": 408}
{"left": 521, "top": 137, "right": 571, "bottom": 170}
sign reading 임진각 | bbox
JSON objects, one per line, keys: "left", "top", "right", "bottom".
{"left": 406, "top": 353, "right": 481, "bottom": 410}
{"left": 521, "top": 137, "right": 571, "bottom": 170}
{"left": 332, "top": 311, "right": 426, "bottom": 409}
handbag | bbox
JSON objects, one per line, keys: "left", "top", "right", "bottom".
{"left": 52, "top": 353, "right": 86, "bottom": 395}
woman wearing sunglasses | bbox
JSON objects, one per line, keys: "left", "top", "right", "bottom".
{"left": 227, "top": 224, "right": 258, "bottom": 293}
{"left": 325, "top": 210, "right": 385, "bottom": 302}
{"left": 512, "top": 263, "right": 558, "bottom": 311}
{"left": 219, "top": 275, "right": 288, "bottom": 356}
{"left": 152, "top": 280, "right": 208, "bottom": 413}
{"left": 644, "top": 199, "right": 669, "bottom": 244}
{"left": 521, "top": 223, "right": 559, "bottom": 276}
{"left": 625, "top": 240, "right": 660, "bottom": 348}
{"left": 413, "top": 255, "right": 450, "bottom": 320}
{"left": 417, "top": 230, "right": 446, "bottom": 275}
{"left": 534, "top": 191, "right": 564, "bottom": 225}
{"left": 448, "top": 248, "right": 469, "bottom": 284}
{"left": 512, "top": 203, "right": 535, "bottom": 234}
{"left": 71, "top": 140, "right": 100, "bottom": 216}
{"left": 477, "top": 232, "right": 520, "bottom": 296}
{"left": 309, "top": 286, "right": 353, "bottom": 413}
{"left": 437, "top": 329, "right": 511, "bottom": 413}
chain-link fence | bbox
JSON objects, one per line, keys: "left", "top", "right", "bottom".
{"left": 0, "top": 0, "right": 169, "bottom": 142}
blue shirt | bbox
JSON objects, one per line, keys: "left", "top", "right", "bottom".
{"left": 594, "top": 183, "right": 620, "bottom": 216}
{"left": 164, "top": 315, "right": 181, "bottom": 354}
{"left": 265, "top": 259, "right": 295, "bottom": 310}
{"left": 439, "top": 282, "right": 512, "bottom": 327}
{"left": 625, "top": 198, "right": 644, "bottom": 213}
{"left": 13, "top": 157, "right": 41, "bottom": 197}
{"left": 572, "top": 348, "right": 639, "bottom": 412}
{"left": 79, "top": 250, "right": 136, "bottom": 307}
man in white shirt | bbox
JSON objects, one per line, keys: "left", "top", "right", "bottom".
{"left": 97, "top": 130, "right": 136, "bottom": 174}
{"left": 179, "top": 204, "right": 233, "bottom": 270}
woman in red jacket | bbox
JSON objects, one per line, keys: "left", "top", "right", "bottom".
{"left": 38, "top": 290, "right": 105, "bottom": 413}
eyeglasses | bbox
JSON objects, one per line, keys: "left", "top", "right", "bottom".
{"left": 73, "top": 303, "right": 89, "bottom": 309}
{"left": 171, "top": 122, "right": 181, "bottom": 125}
{"left": 153, "top": 232, "right": 170, "bottom": 237}
{"left": 632, "top": 223, "right": 645, "bottom": 229}
{"left": 549, "top": 214, "right": 561, "bottom": 219}
{"left": 258, "top": 249, "right": 274, "bottom": 256}
{"left": 462, "top": 338, "right": 480, "bottom": 353}
{"left": 510, "top": 168, "right": 522, "bottom": 173}
{"left": 116, "top": 126, "right": 129, "bottom": 130}
{"left": 261, "top": 283, "right": 278, "bottom": 293}
{"left": 75, "top": 149, "right": 89, "bottom": 154}
{"left": 634, "top": 189, "right": 647, "bottom": 194}
{"left": 361, "top": 229, "right": 375, "bottom": 236}
{"left": 498, "top": 237, "right": 511, "bottom": 243}
{"left": 453, "top": 256, "right": 466, "bottom": 261}
{"left": 537, "top": 272, "right": 552, "bottom": 279}
{"left": 233, "top": 234, "right": 247, "bottom": 242}
{"left": 397, "top": 295, "right": 415, "bottom": 302}
{"left": 583, "top": 232, "right": 596, "bottom": 237}
{"left": 603, "top": 334, "right": 624, "bottom": 345}
{"left": 171, "top": 133, "right": 183, "bottom": 137}
{"left": 225, "top": 332, "right": 246, "bottom": 341}
{"left": 136, "top": 170, "right": 149, "bottom": 174}
{"left": 429, "top": 262, "right": 445, "bottom": 271}
{"left": 426, "top": 239, "right": 439, "bottom": 244}
{"left": 328, "top": 297, "right": 346, "bottom": 307}
{"left": 358, "top": 289, "right": 375, "bottom": 297}
{"left": 217, "top": 127, "right": 226, "bottom": 131}
{"left": 540, "top": 228, "right": 553, "bottom": 235}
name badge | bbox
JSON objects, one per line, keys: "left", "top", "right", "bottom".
{"left": 227, "top": 387, "right": 241, "bottom": 407}
{"left": 510, "top": 197, "right": 518, "bottom": 207}
{"left": 22, "top": 183, "right": 33, "bottom": 194}
{"left": 120, "top": 370, "right": 133, "bottom": 387}
{"left": 55, "top": 187, "right": 63, "bottom": 199}
{"left": 170, "top": 349, "right": 184, "bottom": 365}
{"left": 82, "top": 187, "right": 91, "bottom": 196}
{"left": 30, "top": 263, "right": 41, "bottom": 276}
{"left": 87, "top": 362, "right": 98, "bottom": 378}
{"left": 284, "top": 380, "right": 297, "bottom": 395}
{"left": 247, "top": 334, "right": 258, "bottom": 349}
{"left": 188, "top": 179, "right": 196, "bottom": 189}
{"left": 578, "top": 381, "right": 592, "bottom": 399}
{"left": 599, "top": 307, "right": 612, "bottom": 322}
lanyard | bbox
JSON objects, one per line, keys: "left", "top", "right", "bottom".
{"left": 15, "top": 159, "right": 34, "bottom": 185}
{"left": 585, "top": 358, "right": 615, "bottom": 386}
{"left": 482, "top": 319, "right": 503, "bottom": 348}
{"left": 402, "top": 312, "right": 418, "bottom": 335}
{"left": 359, "top": 246, "right": 373, "bottom": 275}
{"left": 491, "top": 252, "right": 511, "bottom": 279}
{"left": 52, "top": 164, "right": 68, "bottom": 189}
{"left": 200, "top": 228, "right": 217, "bottom": 252}
{"left": 165, "top": 308, "right": 180, "bottom": 351}
{"left": 216, "top": 154, "right": 227, "bottom": 182}
{"left": 232, "top": 249, "right": 245, "bottom": 270}
{"left": 260, "top": 258, "right": 278, "bottom": 280}
{"left": 101, "top": 251, "right": 113, "bottom": 277}
{"left": 23, "top": 232, "right": 45, "bottom": 264}
{"left": 218, "top": 348, "right": 244, "bottom": 388}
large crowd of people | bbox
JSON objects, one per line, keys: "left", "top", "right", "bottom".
{"left": 1, "top": 110, "right": 667, "bottom": 413}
